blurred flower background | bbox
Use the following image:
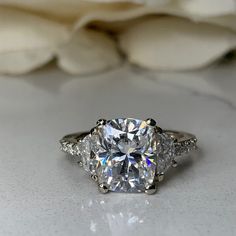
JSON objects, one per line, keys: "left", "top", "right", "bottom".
{"left": 0, "top": 0, "right": 235, "bottom": 75}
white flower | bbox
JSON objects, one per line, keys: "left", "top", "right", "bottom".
{"left": 0, "top": 0, "right": 235, "bottom": 75}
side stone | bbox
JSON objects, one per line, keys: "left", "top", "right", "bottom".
{"left": 156, "top": 133, "right": 175, "bottom": 174}
{"left": 78, "top": 135, "right": 94, "bottom": 172}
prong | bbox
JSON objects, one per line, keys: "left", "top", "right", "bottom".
{"left": 157, "top": 173, "right": 164, "bottom": 182}
{"left": 145, "top": 184, "right": 157, "bottom": 195}
{"left": 96, "top": 119, "right": 107, "bottom": 126}
{"left": 146, "top": 118, "right": 156, "bottom": 126}
{"left": 170, "top": 134, "right": 178, "bottom": 143}
{"left": 90, "top": 127, "right": 97, "bottom": 135}
{"left": 98, "top": 183, "right": 109, "bottom": 194}
{"left": 91, "top": 174, "right": 98, "bottom": 182}
{"left": 171, "top": 160, "right": 178, "bottom": 168}
{"left": 155, "top": 126, "right": 163, "bottom": 134}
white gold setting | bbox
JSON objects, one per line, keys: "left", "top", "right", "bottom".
{"left": 60, "top": 118, "right": 197, "bottom": 194}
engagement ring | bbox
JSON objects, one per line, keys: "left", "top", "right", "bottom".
{"left": 60, "top": 118, "right": 197, "bottom": 194}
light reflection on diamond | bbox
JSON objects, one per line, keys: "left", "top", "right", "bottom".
{"left": 91, "top": 118, "right": 157, "bottom": 193}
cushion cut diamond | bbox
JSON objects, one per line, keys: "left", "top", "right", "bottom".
{"left": 91, "top": 118, "right": 157, "bottom": 193}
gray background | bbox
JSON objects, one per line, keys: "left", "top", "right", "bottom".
{"left": 0, "top": 64, "right": 235, "bottom": 236}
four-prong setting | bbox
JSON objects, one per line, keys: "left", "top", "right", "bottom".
{"left": 90, "top": 118, "right": 158, "bottom": 193}
{"left": 88, "top": 118, "right": 177, "bottom": 194}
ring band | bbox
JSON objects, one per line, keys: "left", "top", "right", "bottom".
{"left": 60, "top": 118, "right": 198, "bottom": 194}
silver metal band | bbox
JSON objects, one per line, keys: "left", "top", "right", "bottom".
{"left": 60, "top": 130, "right": 197, "bottom": 158}
{"left": 164, "top": 130, "right": 197, "bottom": 156}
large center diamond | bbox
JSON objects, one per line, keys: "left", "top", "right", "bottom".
{"left": 91, "top": 118, "right": 157, "bottom": 192}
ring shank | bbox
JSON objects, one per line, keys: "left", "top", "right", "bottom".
{"left": 61, "top": 132, "right": 89, "bottom": 144}
{"left": 164, "top": 130, "right": 196, "bottom": 142}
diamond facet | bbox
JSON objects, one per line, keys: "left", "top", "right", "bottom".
{"left": 78, "top": 135, "right": 93, "bottom": 172}
{"left": 91, "top": 118, "right": 157, "bottom": 193}
{"left": 156, "top": 133, "right": 175, "bottom": 174}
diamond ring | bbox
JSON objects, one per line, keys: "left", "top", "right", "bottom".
{"left": 60, "top": 118, "right": 197, "bottom": 194}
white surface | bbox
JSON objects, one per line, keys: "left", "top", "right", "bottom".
{"left": 0, "top": 64, "right": 236, "bottom": 236}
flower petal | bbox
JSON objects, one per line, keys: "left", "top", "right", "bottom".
{"left": 119, "top": 17, "right": 236, "bottom": 70}
{"left": 0, "top": 1, "right": 138, "bottom": 20}
{"left": 56, "top": 29, "right": 121, "bottom": 74}
{"left": 0, "top": 7, "right": 70, "bottom": 74}
{"left": 74, "top": 2, "right": 236, "bottom": 32}
{"left": 177, "top": 0, "right": 236, "bottom": 17}
{"left": 0, "top": 51, "right": 53, "bottom": 74}
{"left": 205, "top": 15, "right": 236, "bottom": 31}
{"left": 0, "top": 7, "right": 70, "bottom": 52}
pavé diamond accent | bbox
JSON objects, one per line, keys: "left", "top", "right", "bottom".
{"left": 174, "top": 138, "right": 197, "bottom": 156}
{"left": 91, "top": 118, "right": 158, "bottom": 192}
{"left": 61, "top": 141, "right": 77, "bottom": 156}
